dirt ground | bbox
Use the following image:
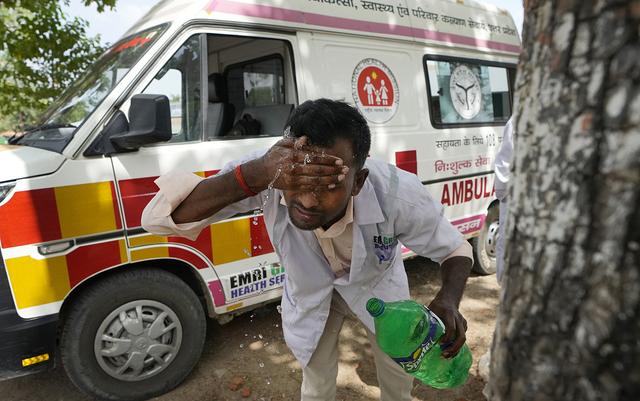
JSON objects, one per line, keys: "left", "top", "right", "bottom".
{"left": 1, "top": 257, "right": 499, "bottom": 401}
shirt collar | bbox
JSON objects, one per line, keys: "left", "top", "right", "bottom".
{"left": 314, "top": 197, "right": 353, "bottom": 238}
{"left": 353, "top": 178, "right": 384, "bottom": 225}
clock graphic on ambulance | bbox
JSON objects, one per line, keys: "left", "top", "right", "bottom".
{"left": 449, "top": 65, "right": 482, "bottom": 120}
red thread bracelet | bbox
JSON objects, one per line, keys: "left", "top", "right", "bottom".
{"left": 234, "top": 164, "right": 257, "bottom": 197}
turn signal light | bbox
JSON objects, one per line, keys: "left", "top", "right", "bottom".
{"left": 21, "top": 353, "right": 49, "bottom": 367}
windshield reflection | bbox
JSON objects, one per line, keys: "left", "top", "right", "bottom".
{"left": 14, "top": 24, "right": 167, "bottom": 153}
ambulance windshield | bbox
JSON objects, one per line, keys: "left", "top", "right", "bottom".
{"left": 13, "top": 24, "right": 167, "bottom": 153}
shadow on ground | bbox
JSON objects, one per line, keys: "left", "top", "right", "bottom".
{"left": 0, "top": 257, "right": 499, "bottom": 401}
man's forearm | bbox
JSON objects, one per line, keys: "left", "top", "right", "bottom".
{"left": 434, "top": 256, "right": 473, "bottom": 307}
{"left": 172, "top": 158, "right": 267, "bottom": 224}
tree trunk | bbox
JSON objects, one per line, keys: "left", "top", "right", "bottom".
{"left": 489, "top": 1, "right": 640, "bottom": 400}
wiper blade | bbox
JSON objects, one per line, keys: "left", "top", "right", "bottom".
{"left": 11, "top": 123, "right": 77, "bottom": 145}
{"left": 7, "top": 133, "right": 22, "bottom": 145}
{"left": 25, "top": 123, "right": 77, "bottom": 132}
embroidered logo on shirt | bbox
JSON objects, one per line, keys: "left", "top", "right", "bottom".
{"left": 373, "top": 235, "right": 396, "bottom": 264}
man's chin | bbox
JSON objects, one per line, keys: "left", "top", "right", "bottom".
{"left": 290, "top": 217, "right": 322, "bottom": 231}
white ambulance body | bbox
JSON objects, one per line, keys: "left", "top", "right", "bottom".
{"left": 0, "top": 0, "right": 519, "bottom": 398}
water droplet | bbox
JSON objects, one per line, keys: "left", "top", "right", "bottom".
{"left": 239, "top": 344, "right": 244, "bottom": 348}
{"left": 259, "top": 362, "right": 265, "bottom": 368}
{"left": 262, "top": 166, "right": 283, "bottom": 208}
{"left": 243, "top": 248, "right": 251, "bottom": 257}
{"left": 276, "top": 305, "right": 282, "bottom": 314}
{"left": 258, "top": 334, "right": 263, "bottom": 339}
{"left": 303, "top": 153, "right": 311, "bottom": 165}
{"left": 275, "top": 324, "right": 279, "bottom": 328}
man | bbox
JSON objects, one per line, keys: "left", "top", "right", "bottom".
{"left": 142, "top": 99, "right": 473, "bottom": 401}
{"left": 494, "top": 116, "right": 514, "bottom": 283}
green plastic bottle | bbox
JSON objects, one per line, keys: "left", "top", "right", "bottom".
{"left": 366, "top": 298, "right": 472, "bottom": 389}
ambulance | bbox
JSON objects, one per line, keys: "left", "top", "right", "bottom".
{"left": 0, "top": 0, "right": 520, "bottom": 399}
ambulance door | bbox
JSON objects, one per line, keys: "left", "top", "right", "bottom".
{"left": 109, "top": 27, "right": 300, "bottom": 315}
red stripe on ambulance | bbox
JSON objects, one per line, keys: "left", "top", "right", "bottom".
{"left": 168, "top": 229, "right": 213, "bottom": 269}
{"left": 118, "top": 177, "right": 159, "bottom": 228}
{"left": 249, "top": 215, "right": 274, "bottom": 257}
{"left": 395, "top": 150, "right": 417, "bottom": 174}
{"left": 67, "top": 240, "right": 124, "bottom": 287}
{"left": 0, "top": 188, "right": 61, "bottom": 248}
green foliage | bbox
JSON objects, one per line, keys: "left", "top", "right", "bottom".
{"left": 0, "top": 0, "right": 116, "bottom": 131}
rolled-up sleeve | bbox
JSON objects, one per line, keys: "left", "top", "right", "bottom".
{"left": 394, "top": 176, "right": 470, "bottom": 265}
{"left": 141, "top": 149, "right": 268, "bottom": 240}
{"left": 141, "top": 171, "right": 209, "bottom": 240}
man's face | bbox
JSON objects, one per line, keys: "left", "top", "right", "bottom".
{"left": 283, "top": 137, "right": 368, "bottom": 231}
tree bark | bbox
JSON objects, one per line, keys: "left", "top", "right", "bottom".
{"left": 489, "top": 1, "right": 640, "bottom": 400}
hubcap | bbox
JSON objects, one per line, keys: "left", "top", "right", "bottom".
{"left": 94, "top": 300, "right": 182, "bottom": 382}
{"left": 484, "top": 220, "right": 500, "bottom": 259}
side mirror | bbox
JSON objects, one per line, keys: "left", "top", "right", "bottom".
{"left": 84, "top": 94, "right": 173, "bottom": 157}
{"left": 110, "top": 94, "right": 172, "bottom": 150}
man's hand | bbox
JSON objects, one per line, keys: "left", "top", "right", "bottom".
{"left": 254, "top": 136, "right": 349, "bottom": 193}
{"left": 428, "top": 297, "right": 468, "bottom": 359}
{"left": 427, "top": 255, "right": 472, "bottom": 359}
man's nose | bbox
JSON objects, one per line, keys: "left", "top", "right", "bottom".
{"left": 297, "top": 192, "right": 319, "bottom": 209}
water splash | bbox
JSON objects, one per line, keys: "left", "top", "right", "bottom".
{"left": 262, "top": 166, "right": 283, "bottom": 208}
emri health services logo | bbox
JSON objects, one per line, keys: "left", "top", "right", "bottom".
{"left": 352, "top": 58, "right": 399, "bottom": 124}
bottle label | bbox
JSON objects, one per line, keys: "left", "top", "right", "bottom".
{"left": 391, "top": 307, "right": 441, "bottom": 373}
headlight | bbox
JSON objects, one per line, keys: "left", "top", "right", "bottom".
{"left": 0, "top": 181, "right": 16, "bottom": 204}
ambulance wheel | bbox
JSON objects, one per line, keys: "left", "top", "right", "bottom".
{"left": 472, "top": 205, "right": 499, "bottom": 275}
{"left": 60, "top": 268, "right": 206, "bottom": 401}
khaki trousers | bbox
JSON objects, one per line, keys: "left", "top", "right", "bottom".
{"left": 301, "top": 291, "right": 414, "bottom": 401}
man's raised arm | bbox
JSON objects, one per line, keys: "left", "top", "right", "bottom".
{"left": 142, "top": 136, "right": 348, "bottom": 239}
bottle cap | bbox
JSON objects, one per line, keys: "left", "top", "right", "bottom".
{"left": 366, "top": 298, "right": 385, "bottom": 317}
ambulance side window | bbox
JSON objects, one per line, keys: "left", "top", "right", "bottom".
{"left": 143, "top": 34, "right": 203, "bottom": 143}
{"left": 423, "top": 56, "right": 514, "bottom": 128}
{"left": 226, "top": 56, "right": 285, "bottom": 111}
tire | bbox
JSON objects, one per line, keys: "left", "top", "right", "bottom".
{"left": 471, "top": 204, "right": 499, "bottom": 275}
{"left": 60, "top": 268, "right": 206, "bottom": 401}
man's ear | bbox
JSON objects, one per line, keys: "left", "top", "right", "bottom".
{"left": 351, "top": 168, "right": 369, "bottom": 196}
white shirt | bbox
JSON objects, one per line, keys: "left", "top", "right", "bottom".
{"left": 494, "top": 117, "right": 514, "bottom": 201}
{"left": 142, "top": 151, "right": 471, "bottom": 367}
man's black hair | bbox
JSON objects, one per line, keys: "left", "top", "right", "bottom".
{"left": 285, "top": 98, "right": 371, "bottom": 169}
